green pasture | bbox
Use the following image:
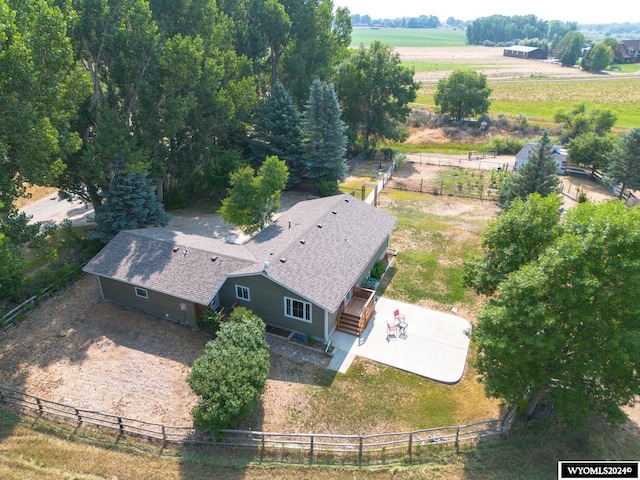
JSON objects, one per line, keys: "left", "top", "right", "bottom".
{"left": 415, "top": 77, "right": 640, "bottom": 130}
{"left": 351, "top": 27, "right": 466, "bottom": 48}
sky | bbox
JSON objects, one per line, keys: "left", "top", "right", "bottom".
{"left": 334, "top": 0, "right": 636, "bottom": 25}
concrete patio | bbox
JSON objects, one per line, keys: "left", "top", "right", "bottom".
{"left": 329, "top": 297, "right": 472, "bottom": 384}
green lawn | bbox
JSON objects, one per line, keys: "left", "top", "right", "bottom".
{"left": 351, "top": 27, "right": 466, "bottom": 48}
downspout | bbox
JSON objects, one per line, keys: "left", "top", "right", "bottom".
{"left": 324, "top": 309, "right": 329, "bottom": 343}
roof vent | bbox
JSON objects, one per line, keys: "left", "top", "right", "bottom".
{"left": 344, "top": 198, "right": 350, "bottom": 202}
{"left": 332, "top": 211, "right": 337, "bottom": 215}
{"left": 172, "top": 246, "right": 180, "bottom": 253}
{"left": 184, "top": 246, "right": 189, "bottom": 257}
{"left": 280, "top": 257, "right": 287, "bottom": 263}
{"left": 300, "top": 239, "right": 306, "bottom": 244}
{"left": 211, "top": 256, "right": 219, "bottom": 262}
{"left": 317, "top": 224, "right": 322, "bottom": 228}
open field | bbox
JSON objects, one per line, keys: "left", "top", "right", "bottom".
{"left": 403, "top": 47, "right": 640, "bottom": 129}
{"left": 351, "top": 27, "right": 466, "bottom": 48}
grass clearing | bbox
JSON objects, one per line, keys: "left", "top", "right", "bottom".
{"left": 351, "top": 27, "right": 466, "bottom": 48}
{"left": 415, "top": 77, "right": 640, "bottom": 129}
{"left": 378, "top": 190, "right": 492, "bottom": 312}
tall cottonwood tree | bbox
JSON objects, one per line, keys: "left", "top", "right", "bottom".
{"left": 303, "top": 79, "right": 347, "bottom": 194}
{"left": 473, "top": 200, "right": 640, "bottom": 426}
{"left": 336, "top": 41, "right": 418, "bottom": 151}
{"left": 61, "top": 0, "right": 256, "bottom": 207}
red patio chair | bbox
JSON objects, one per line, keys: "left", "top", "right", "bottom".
{"left": 386, "top": 321, "right": 397, "bottom": 338}
{"left": 393, "top": 309, "right": 405, "bottom": 323}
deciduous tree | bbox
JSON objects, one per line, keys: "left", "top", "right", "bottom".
{"left": 335, "top": 41, "right": 418, "bottom": 151}
{"left": 473, "top": 200, "right": 640, "bottom": 426}
{"left": 464, "top": 193, "right": 562, "bottom": 296}
{"left": 567, "top": 132, "right": 615, "bottom": 176}
{"left": 555, "top": 31, "right": 585, "bottom": 67}
{"left": 433, "top": 70, "right": 491, "bottom": 122}
{"left": 581, "top": 43, "right": 612, "bottom": 72}
{"left": 219, "top": 156, "right": 289, "bottom": 234}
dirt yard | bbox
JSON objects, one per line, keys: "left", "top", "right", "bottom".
{"left": 396, "top": 46, "right": 608, "bottom": 83}
{"left": 0, "top": 276, "right": 328, "bottom": 430}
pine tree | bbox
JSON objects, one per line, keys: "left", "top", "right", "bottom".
{"left": 303, "top": 79, "right": 348, "bottom": 196}
{"left": 91, "top": 168, "right": 170, "bottom": 243}
{"left": 249, "top": 82, "right": 305, "bottom": 186}
{"left": 500, "top": 131, "right": 561, "bottom": 209}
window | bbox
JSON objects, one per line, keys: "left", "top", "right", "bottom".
{"left": 135, "top": 287, "right": 148, "bottom": 299}
{"left": 235, "top": 285, "right": 250, "bottom": 301}
{"left": 284, "top": 297, "right": 312, "bottom": 323}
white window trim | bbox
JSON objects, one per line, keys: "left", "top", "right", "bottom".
{"left": 135, "top": 287, "right": 148, "bottom": 299}
{"left": 284, "top": 296, "right": 312, "bottom": 323}
{"left": 235, "top": 285, "right": 250, "bottom": 301}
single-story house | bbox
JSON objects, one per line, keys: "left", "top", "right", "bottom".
{"left": 83, "top": 194, "right": 398, "bottom": 343}
{"left": 503, "top": 46, "right": 548, "bottom": 60}
{"left": 515, "top": 143, "right": 567, "bottom": 175}
{"left": 614, "top": 40, "right": 640, "bottom": 64}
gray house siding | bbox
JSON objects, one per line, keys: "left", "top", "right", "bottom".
{"left": 357, "top": 238, "right": 390, "bottom": 287}
{"left": 218, "top": 274, "right": 326, "bottom": 340}
{"left": 98, "top": 277, "right": 198, "bottom": 327}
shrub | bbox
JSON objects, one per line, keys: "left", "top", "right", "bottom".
{"left": 487, "top": 136, "right": 527, "bottom": 155}
{"left": 188, "top": 307, "right": 270, "bottom": 436}
{"left": 198, "top": 309, "right": 223, "bottom": 337}
{"left": 315, "top": 179, "right": 339, "bottom": 197}
{"left": 370, "top": 259, "right": 386, "bottom": 279}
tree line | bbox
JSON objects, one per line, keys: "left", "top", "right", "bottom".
{"left": 0, "top": 0, "right": 418, "bottom": 303}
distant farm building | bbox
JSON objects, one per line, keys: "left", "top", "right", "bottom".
{"left": 614, "top": 40, "right": 640, "bottom": 63}
{"left": 503, "top": 46, "right": 548, "bottom": 60}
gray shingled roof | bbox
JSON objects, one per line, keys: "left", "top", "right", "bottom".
{"left": 83, "top": 230, "right": 259, "bottom": 305}
{"left": 244, "top": 194, "right": 398, "bottom": 312}
{"left": 83, "top": 194, "right": 398, "bottom": 312}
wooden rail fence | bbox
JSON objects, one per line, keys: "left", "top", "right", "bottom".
{"left": 0, "top": 385, "right": 510, "bottom": 464}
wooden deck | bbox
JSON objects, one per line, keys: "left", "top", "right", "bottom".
{"left": 336, "top": 287, "right": 376, "bottom": 336}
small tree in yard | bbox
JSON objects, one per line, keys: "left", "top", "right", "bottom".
{"left": 187, "top": 307, "right": 270, "bottom": 434}
{"left": 219, "top": 155, "right": 289, "bottom": 234}
{"left": 434, "top": 69, "right": 491, "bottom": 122}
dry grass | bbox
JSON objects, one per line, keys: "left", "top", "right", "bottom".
{"left": 13, "top": 185, "right": 58, "bottom": 209}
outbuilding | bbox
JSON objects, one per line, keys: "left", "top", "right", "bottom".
{"left": 503, "top": 46, "right": 548, "bottom": 60}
